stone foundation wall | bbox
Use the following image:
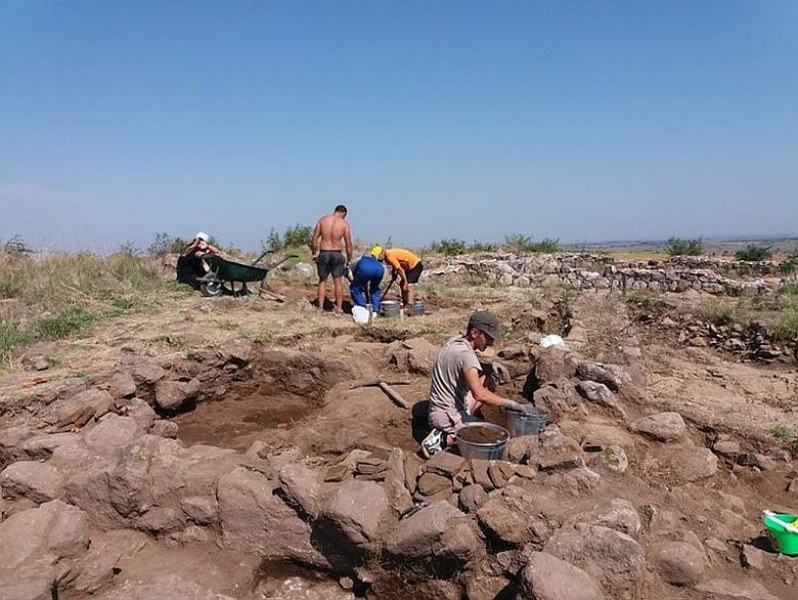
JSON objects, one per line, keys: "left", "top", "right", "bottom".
{"left": 427, "top": 253, "right": 792, "bottom": 295}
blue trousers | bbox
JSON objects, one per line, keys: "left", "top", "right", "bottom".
{"left": 350, "top": 257, "right": 385, "bottom": 311}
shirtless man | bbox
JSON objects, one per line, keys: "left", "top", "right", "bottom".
{"left": 310, "top": 204, "right": 354, "bottom": 313}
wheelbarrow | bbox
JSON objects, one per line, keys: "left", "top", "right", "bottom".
{"left": 198, "top": 251, "right": 298, "bottom": 297}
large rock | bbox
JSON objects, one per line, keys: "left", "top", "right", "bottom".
{"left": 277, "top": 463, "right": 324, "bottom": 517}
{"left": 477, "top": 493, "right": 544, "bottom": 546}
{"left": 576, "top": 381, "right": 625, "bottom": 417}
{"left": 544, "top": 523, "right": 645, "bottom": 591}
{"left": 520, "top": 551, "right": 605, "bottom": 600}
{"left": 317, "top": 479, "right": 389, "bottom": 547}
{"left": 105, "top": 371, "right": 137, "bottom": 399}
{"left": 666, "top": 447, "right": 719, "bottom": 484}
{"left": 84, "top": 415, "right": 141, "bottom": 454}
{"left": 154, "top": 378, "right": 201, "bottom": 412}
{"left": 96, "top": 574, "right": 237, "bottom": 600}
{"left": 576, "top": 362, "right": 629, "bottom": 391}
{"left": 0, "top": 460, "right": 64, "bottom": 503}
{"left": 126, "top": 398, "right": 157, "bottom": 431}
{"left": 384, "top": 500, "right": 483, "bottom": 566}
{"left": 217, "top": 466, "right": 327, "bottom": 568}
{"left": 633, "top": 412, "right": 687, "bottom": 442}
{"left": 0, "top": 500, "right": 89, "bottom": 570}
{"left": 535, "top": 427, "right": 584, "bottom": 472}
{"left": 20, "top": 432, "right": 81, "bottom": 461}
{"left": 650, "top": 541, "right": 705, "bottom": 585}
{"left": 533, "top": 385, "right": 583, "bottom": 421}
{"left": 695, "top": 578, "right": 780, "bottom": 600}
{"left": 56, "top": 387, "right": 114, "bottom": 422}
{"left": 570, "top": 499, "right": 641, "bottom": 537}
{"left": 388, "top": 338, "right": 439, "bottom": 375}
{"left": 64, "top": 435, "right": 188, "bottom": 528}
{"left": 534, "top": 348, "right": 577, "bottom": 386}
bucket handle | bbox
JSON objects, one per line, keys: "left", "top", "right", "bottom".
{"left": 763, "top": 510, "right": 798, "bottom": 534}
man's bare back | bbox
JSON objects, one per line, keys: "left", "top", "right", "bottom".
{"left": 311, "top": 204, "right": 354, "bottom": 312}
{"left": 311, "top": 206, "right": 353, "bottom": 260}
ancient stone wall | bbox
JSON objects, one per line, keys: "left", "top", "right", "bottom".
{"left": 427, "top": 253, "right": 792, "bottom": 295}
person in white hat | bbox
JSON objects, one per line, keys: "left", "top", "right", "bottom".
{"left": 176, "top": 232, "right": 221, "bottom": 289}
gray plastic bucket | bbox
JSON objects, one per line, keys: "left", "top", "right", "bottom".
{"left": 505, "top": 406, "right": 549, "bottom": 437}
{"left": 381, "top": 300, "right": 401, "bottom": 318}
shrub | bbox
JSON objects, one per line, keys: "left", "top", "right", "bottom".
{"left": 283, "top": 224, "right": 312, "bottom": 248}
{"left": 665, "top": 237, "right": 704, "bottom": 256}
{"left": 504, "top": 234, "right": 560, "bottom": 253}
{"left": 148, "top": 233, "right": 190, "bottom": 256}
{"left": 430, "top": 239, "right": 467, "bottom": 256}
{"left": 3, "top": 234, "right": 31, "bottom": 254}
{"left": 734, "top": 244, "right": 773, "bottom": 262}
{"left": 780, "top": 247, "right": 798, "bottom": 277}
{"left": 697, "top": 299, "right": 736, "bottom": 325}
{"left": 264, "top": 227, "right": 284, "bottom": 251}
{"left": 263, "top": 224, "right": 312, "bottom": 251}
{"left": 468, "top": 240, "right": 497, "bottom": 252}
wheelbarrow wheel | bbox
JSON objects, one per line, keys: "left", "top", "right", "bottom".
{"left": 200, "top": 280, "right": 225, "bottom": 297}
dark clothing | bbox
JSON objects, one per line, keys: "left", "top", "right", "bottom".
{"left": 176, "top": 254, "right": 208, "bottom": 289}
{"left": 316, "top": 250, "right": 346, "bottom": 279}
{"left": 405, "top": 261, "right": 424, "bottom": 284}
{"left": 350, "top": 255, "right": 385, "bottom": 311}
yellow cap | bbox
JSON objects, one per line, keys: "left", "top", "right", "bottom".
{"left": 371, "top": 245, "right": 383, "bottom": 258}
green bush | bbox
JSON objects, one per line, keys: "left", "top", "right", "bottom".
{"left": 264, "top": 224, "right": 312, "bottom": 251}
{"left": 284, "top": 224, "right": 312, "bottom": 248}
{"left": 734, "top": 244, "right": 773, "bottom": 262}
{"left": 148, "top": 233, "right": 191, "bottom": 256}
{"left": 504, "top": 234, "right": 560, "bottom": 253}
{"left": 665, "top": 237, "right": 704, "bottom": 256}
{"left": 468, "top": 240, "right": 497, "bottom": 252}
{"left": 430, "top": 239, "right": 467, "bottom": 256}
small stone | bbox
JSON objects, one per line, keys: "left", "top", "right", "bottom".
{"left": 324, "top": 465, "right": 349, "bottom": 482}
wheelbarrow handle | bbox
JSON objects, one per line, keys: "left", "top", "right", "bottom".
{"left": 251, "top": 249, "right": 274, "bottom": 266}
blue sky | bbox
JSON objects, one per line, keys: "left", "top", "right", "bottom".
{"left": 1, "top": 1, "right": 796, "bottom": 252}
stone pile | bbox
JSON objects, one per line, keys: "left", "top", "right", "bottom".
{"left": 671, "top": 317, "right": 797, "bottom": 363}
{"left": 0, "top": 342, "right": 791, "bottom": 598}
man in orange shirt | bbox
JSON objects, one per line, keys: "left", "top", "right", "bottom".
{"left": 376, "top": 247, "right": 423, "bottom": 306}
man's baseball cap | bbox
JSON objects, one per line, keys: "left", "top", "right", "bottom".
{"left": 195, "top": 232, "right": 209, "bottom": 242}
{"left": 371, "top": 245, "right": 383, "bottom": 258}
{"left": 467, "top": 311, "right": 504, "bottom": 342}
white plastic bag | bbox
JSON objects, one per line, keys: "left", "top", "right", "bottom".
{"left": 540, "top": 334, "right": 566, "bottom": 349}
{"left": 352, "top": 305, "right": 370, "bottom": 325}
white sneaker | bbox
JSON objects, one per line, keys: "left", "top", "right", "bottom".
{"left": 421, "top": 429, "right": 445, "bottom": 459}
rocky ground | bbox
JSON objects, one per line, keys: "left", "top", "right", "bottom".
{"left": 1, "top": 267, "right": 797, "bottom": 600}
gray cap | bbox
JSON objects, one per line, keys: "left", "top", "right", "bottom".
{"left": 467, "top": 311, "right": 504, "bottom": 342}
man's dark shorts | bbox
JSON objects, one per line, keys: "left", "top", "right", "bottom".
{"left": 406, "top": 261, "right": 423, "bottom": 284}
{"left": 316, "top": 250, "right": 346, "bottom": 279}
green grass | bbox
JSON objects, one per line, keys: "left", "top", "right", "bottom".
{"left": 624, "top": 292, "right": 669, "bottom": 312}
{"left": 35, "top": 308, "right": 96, "bottom": 339}
{"left": 0, "top": 250, "right": 175, "bottom": 365}
{"left": 770, "top": 425, "right": 798, "bottom": 456}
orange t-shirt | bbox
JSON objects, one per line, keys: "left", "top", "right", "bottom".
{"left": 384, "top": 248, "right": 421, "bottom": 272}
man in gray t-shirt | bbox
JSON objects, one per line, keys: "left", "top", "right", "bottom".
{"left": 422, "top": 311, "right": 525, "bottom": 458}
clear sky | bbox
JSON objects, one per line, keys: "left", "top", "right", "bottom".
{"left": 1, "top": 1, "right": 796, "bottom": 252}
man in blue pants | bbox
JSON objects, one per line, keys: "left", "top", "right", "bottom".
{"left": 350, "top": 246, "right": 386, "bottom": 313}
